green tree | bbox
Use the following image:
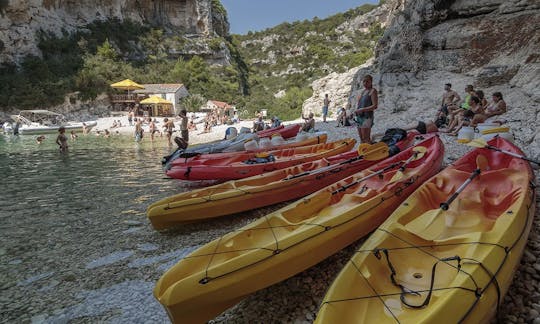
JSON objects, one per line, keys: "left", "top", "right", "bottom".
{"left": 76, "top": 40, "right": 135, "bottom": 100}
{"left": 96, "top": 39, "right": 118, "bottom": 60}
{"left": 140, "top": 29, "right": 168, "bottom": 62}
{"left": 180, "top": 93, "right": 207, "bottom": 112}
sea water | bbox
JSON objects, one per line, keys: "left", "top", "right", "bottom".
{"left": 0, "top": 133, "right": 191, "bottom": 322}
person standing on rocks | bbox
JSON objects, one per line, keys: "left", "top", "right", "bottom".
{"left": 354, "top": 75, "right": 378, "bottom": 144}
{"left": 322, "top": 94, "right": 330, "bottom": 123}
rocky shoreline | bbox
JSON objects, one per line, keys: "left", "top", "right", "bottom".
{"left": 1, "top": 116, "right": 538, "bottom": 323}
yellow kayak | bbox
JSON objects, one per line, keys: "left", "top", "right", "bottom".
{"left": 316, "top": 137, "right": 536, "bottom": 323}
{"left": 154, "top": 135, "right": 444, "bottom": 323}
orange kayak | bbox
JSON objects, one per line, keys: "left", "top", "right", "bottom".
{"left": 166, "top": 138, "right": 357, "bottom": 180}
{"left": 148, "top": 133, "right": 418, "bottom": 229}
{"left": 153, "top": 136, "right": 444, "bottom": 323}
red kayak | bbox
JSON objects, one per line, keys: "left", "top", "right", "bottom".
{"left": 257, "top": 124, "right": 301, "bottom": 139}
{"left": 166, "top": 138, "right": 356, "bottom": 180}
{"left": 169, "top": 133, "right": 328, "bottom": 168}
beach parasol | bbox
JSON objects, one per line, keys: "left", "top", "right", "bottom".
{"left": 140, "top": 96, "right": 173, "bottom": 116}
{"left": 110, "top": 79, "right": 144, "bottom": 98}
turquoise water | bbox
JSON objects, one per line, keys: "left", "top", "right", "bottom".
{"left": 0, "top": 133, "right": 196, "bottom": 322}
{"left": 0, "top": 134, "right": 180, "bottom": 220}
{"left": 0, "top": 132, "right": 265, "bottom": 322}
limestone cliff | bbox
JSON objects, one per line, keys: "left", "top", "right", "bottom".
{"left": 302, "top": 0, "right": 403, "bottom": 115}
{"left": 0, "top": 0, "right": 229, "bottom": 65}
{"left": 306, "top": 0, "right": 540, "bottom": 160}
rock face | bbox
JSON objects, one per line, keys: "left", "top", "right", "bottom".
{"left": 307, "top": 0, "right": 540, "bottom": 160}
{"left": 302, "top": 0, "right": 403, "bottom": 117}
{"left": 336, "top": 0, "right": 405, "bottom": 33}
{"left": 371, "top": 0, "right": 540, "bottom": 161}
{"left": 302, "top": 60, "right": 370, "bottom": 117}
{"left": 0, "top": 0, "right": 229, "bottom": 65}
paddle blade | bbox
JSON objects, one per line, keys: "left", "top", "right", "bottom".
{"left": 357, "top": 143, "right": 372, "bottom": 155}
{"left": 466, "top": 138, "right": 488, "bottom": 148}
{"left": 476, "top": 154, "right": 489, "bottom": 171}
{"left": 411, "top": 146, "right": 428, "bottom": 159}
{"left": 358, "top": 142, "right": 390, "bottom": 161}
{"left": 389, "top": 146, "right": 428, "bottom": 182}
{"left": 390, "top": 170, "right": 405, "bottom": 183}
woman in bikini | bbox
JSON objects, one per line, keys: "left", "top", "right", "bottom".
{"left": 470, "top": 92, "right": 506, "bottom": 127}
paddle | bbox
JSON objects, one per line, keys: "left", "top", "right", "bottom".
{"left": 440, "top": 155, "right": 488, "bottom": 210}
{"left": 404, "top": 155, "right": 489, "bottom": 240}
{"left": 332, "top": 145, "right": 427, "bottom": 195}
{"left": 389, "top": 146, "right": 428, "bottom": 182}
{"left": 285, "top": 142, "right": 389, "bottom": 181}
{"left": 467, "top": 138, "right": 540, "bottom": 166}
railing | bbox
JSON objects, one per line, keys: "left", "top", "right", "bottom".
{"left": 110, "top": 94, "right": 138, "bottom": 102}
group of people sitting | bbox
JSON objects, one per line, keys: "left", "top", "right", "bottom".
{"left": 253, "top": 114, "right": 282, "bottom": 132}
{"left": 437, "top": 83, "right": 507, "bottom": 135}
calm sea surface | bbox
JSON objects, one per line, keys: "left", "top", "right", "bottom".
{"left": 0, "top": 134, "right": 181, "bottom": 222}
{"left": 0, "top": 133, "right": 197, "bottom": 322}
{"left": 0, "top": 132, "right": 264, "bottom": 322}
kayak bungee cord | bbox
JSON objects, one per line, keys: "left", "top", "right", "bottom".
{"left": 163, "top": 144, "right": 389, "bottom": 210}
{"left": 319, "top": 181, "right": 535, "bottom": 323}
{"left": 183, "top": 147, "right": 437, "bottom": 286}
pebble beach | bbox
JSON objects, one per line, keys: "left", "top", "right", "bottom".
{"left": 1, "top": 115, "right": 539, "bottom": 323}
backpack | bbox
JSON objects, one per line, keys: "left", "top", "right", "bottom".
{"left": 379, "top": 128, "right": 408, "bottom": 156}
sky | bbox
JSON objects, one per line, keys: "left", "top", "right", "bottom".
{"left": 220, "top": 0, "right": 379, "bottom": 35}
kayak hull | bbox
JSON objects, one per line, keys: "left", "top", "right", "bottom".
{"left": 154, "top": 136, "right": 444, "bottom": 323}
{"left": 316, "top": 137, "right": 535, "bottom": 324}
{"left": 148, "top": 133, "right": 418, "bottom": 229}
{"left": 256, "top": 124, "right": 301, "bottom": 139}
{"left": 166, "top": 138, "right": 357, "bottom": 180}
{"left": 169, "top": 133, "right": 328, "bottom": 165}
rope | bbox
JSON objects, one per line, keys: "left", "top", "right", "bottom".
{"left": 264, "top": 213, "right": 281, "bottom": 254}
{"left": 350, "top": 258, "right": 401, "bottom": 323}
{"left": 374, "top": 249, "right": 476, "bottom": 309}
{"left": 192, "top": 170, "right": 425, "bottom": 284}
{"left": 329, "top": 184, "right": 535, "bottom": 322}
{"left": 185, "top": 150, "right": 441, "bottom": 288}
{"left": 200, "top": 235, "right": 224, "bottom": 284}
{"left": 183, "top": 166, "right": 191, "bottom": 178}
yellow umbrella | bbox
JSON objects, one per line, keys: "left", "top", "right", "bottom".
{"left": 140, "top": 96, "right": 173, "bottom": 116}
{"left": 110, "top": 79, "right": 144, "bottom": 91}
{"left": 139, "top": 96, "right": 171, "bottom": 104}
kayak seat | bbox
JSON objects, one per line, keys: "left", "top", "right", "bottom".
{"left": 400, "top": 170, "right": 521, "bottom": 241}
